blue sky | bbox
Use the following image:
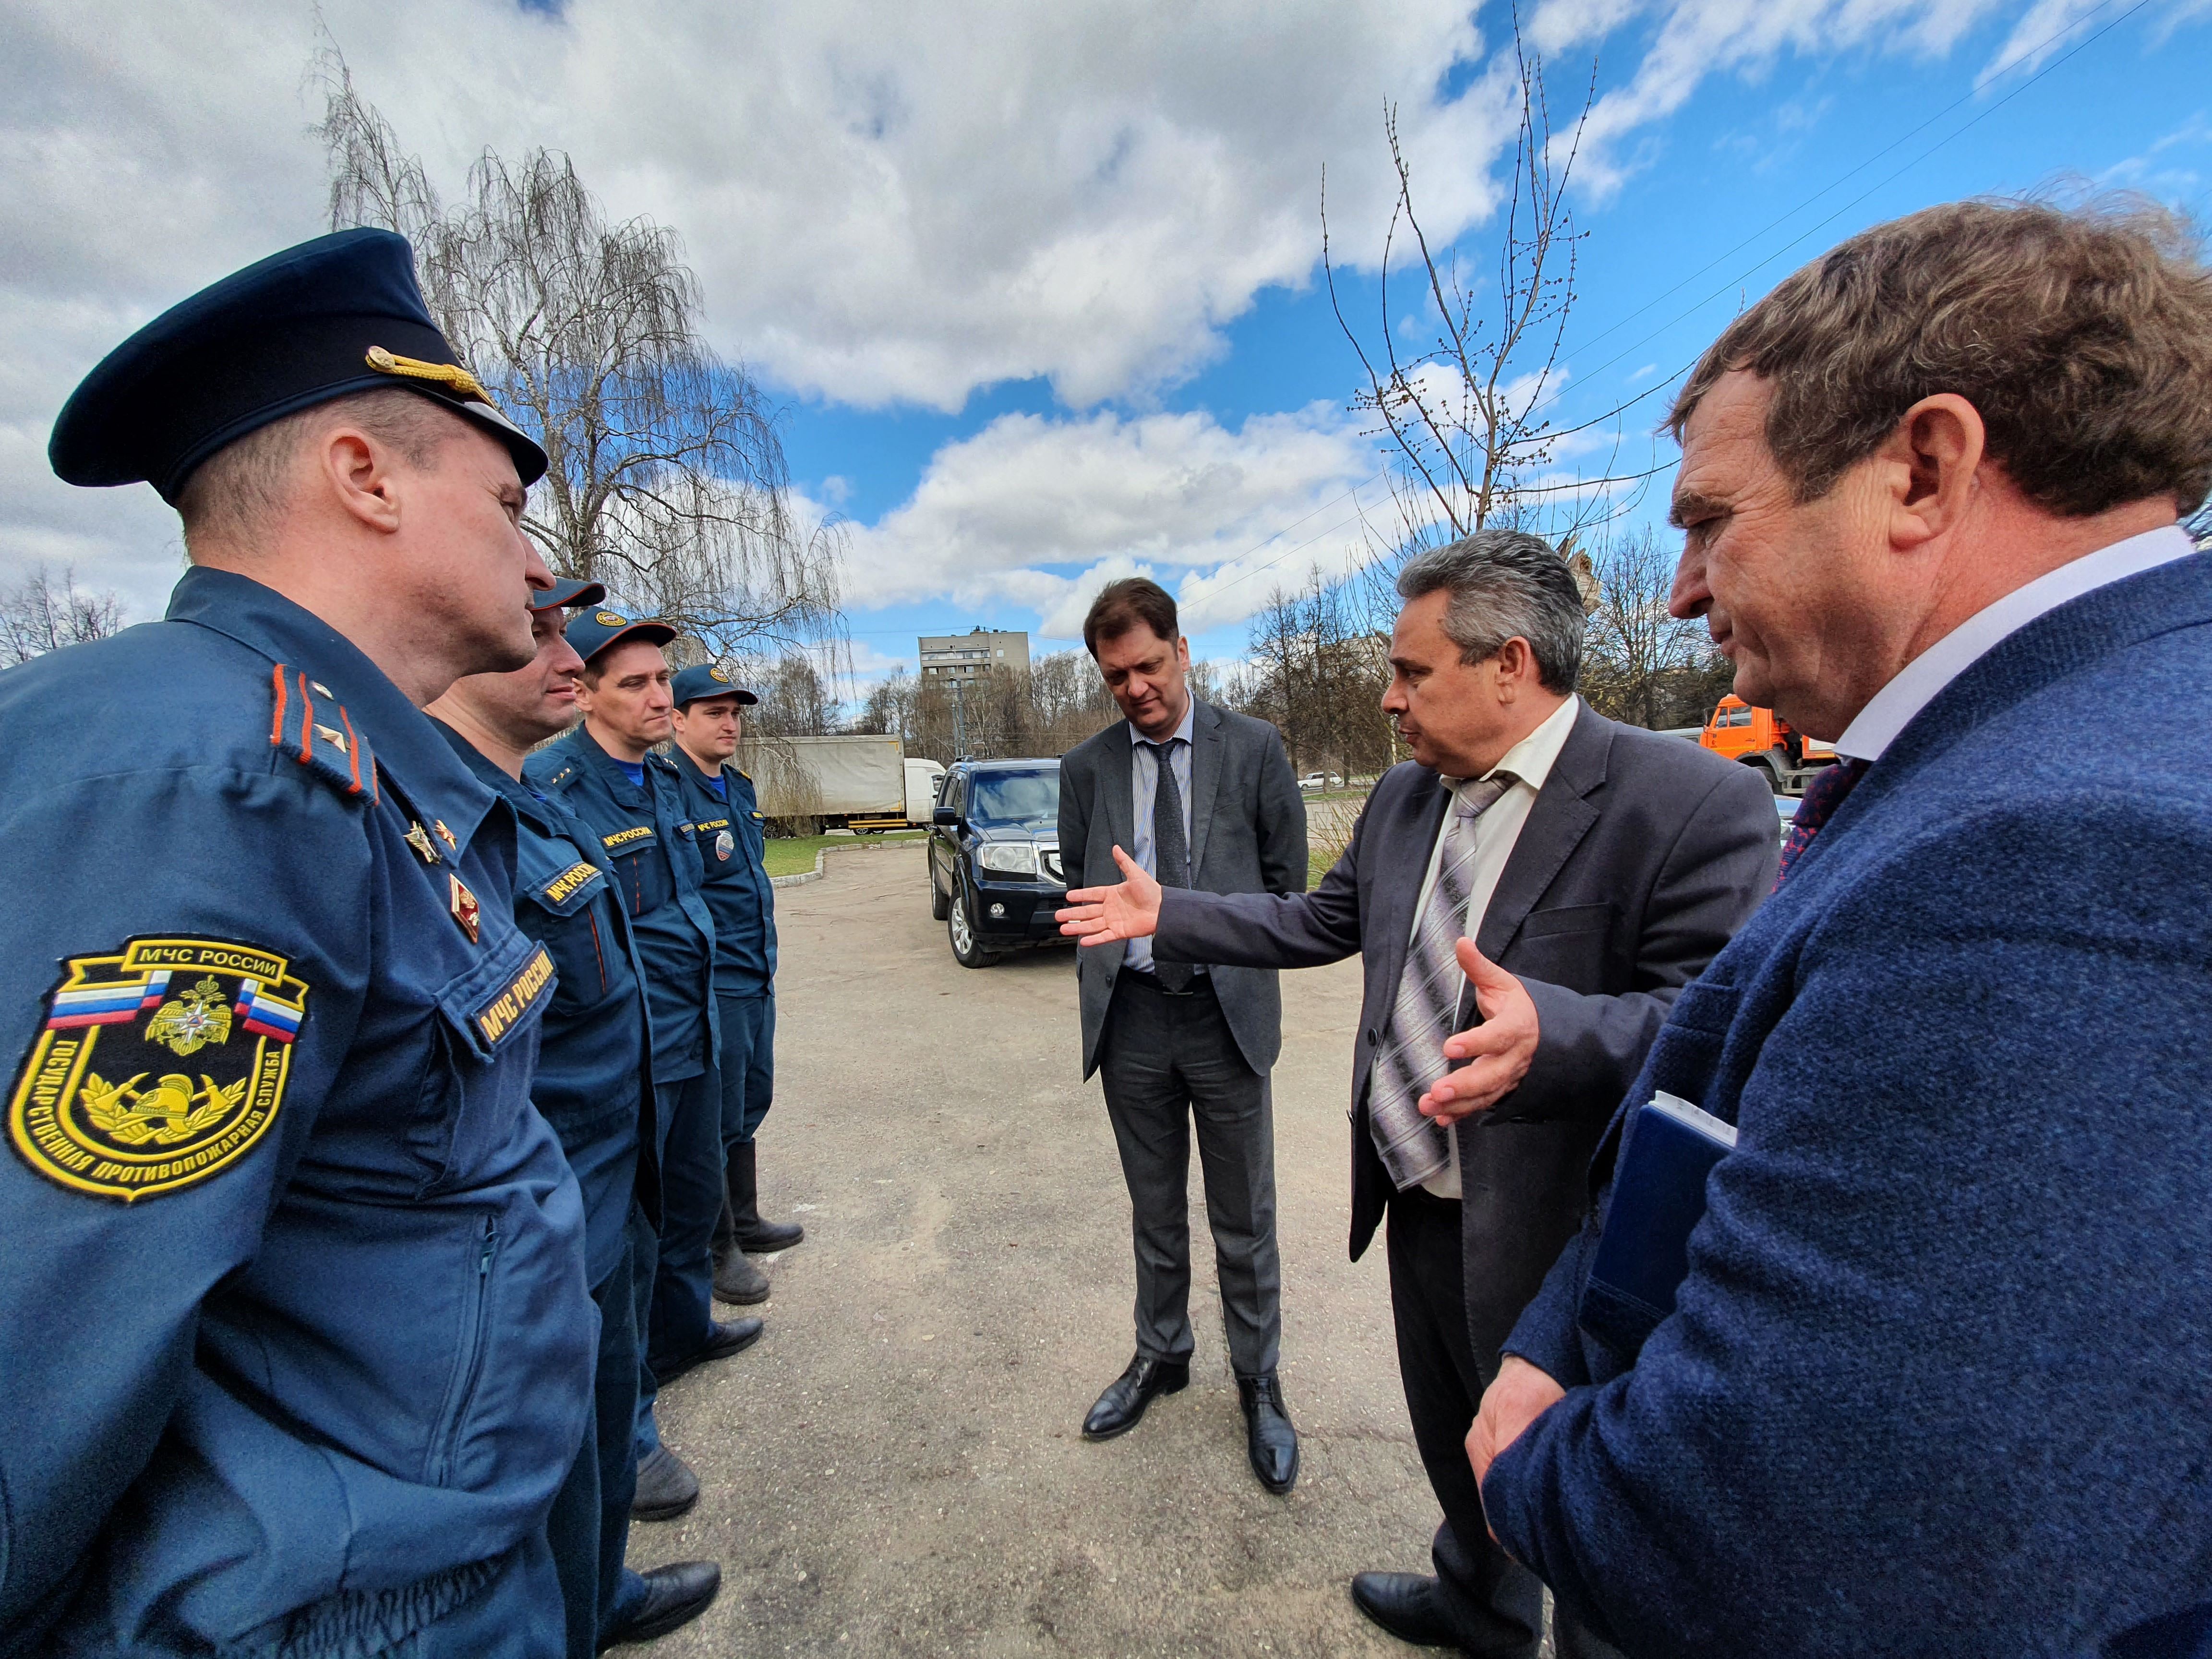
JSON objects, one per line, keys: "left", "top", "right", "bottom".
{"left": 774, "top": 1, "right": 2212, "bottom": 677}
{"left": 3, "top": 0, "right": 2207, "bottom": 689}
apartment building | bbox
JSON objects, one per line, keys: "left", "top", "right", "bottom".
{"left": 917, "top": 626, "right": 1029, "bottom": 686}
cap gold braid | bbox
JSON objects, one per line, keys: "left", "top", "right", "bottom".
{"left": 365, "top": 345, "right": 489, "bottom": 403}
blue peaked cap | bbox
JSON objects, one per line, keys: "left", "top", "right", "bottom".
{"left": 671, "top": 663, "right": 758, "bottom": 708}
{"left": 49, "top": 228, "right": 549, "bottom": 503}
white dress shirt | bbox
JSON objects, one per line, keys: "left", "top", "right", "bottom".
{"left": 1407, "top": 693, "right": 1582, "bottom": 1200}
{"left": 1836, "top": 525, "right": 2197, "bottom": 762}
{"left": 1126, "top": 698, "right": 1198, "bottom": 978}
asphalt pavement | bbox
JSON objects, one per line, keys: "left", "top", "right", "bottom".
{"left": 626, "top": 842, "right": 1483, "bottom": 1658}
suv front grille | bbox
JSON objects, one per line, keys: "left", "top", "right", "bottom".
{"left": 1040, "top": 846, "right": 1064, "bottom": 885}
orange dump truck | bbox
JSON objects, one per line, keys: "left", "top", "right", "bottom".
{"left": 1698, "top": 696, "right": 1839, "bottom": 795}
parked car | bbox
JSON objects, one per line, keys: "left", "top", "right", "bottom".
{"left": 927, "top": 758, "right": 1071, "bottom": 967}
{"left": 1296, "top": 772, "right": 1344, "bottom": 791}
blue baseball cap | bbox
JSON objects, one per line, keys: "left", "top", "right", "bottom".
{"left": 528, "top": 577, "right": 607, "bottom": 613}
{"left": 565, "top": 608, "right": 676, "bottom": 665}
{"left": 49, "top": 228, "right": 549, "bottom": 503}
{"left": 671, "top": 663, "right": 758, "bottom": 708}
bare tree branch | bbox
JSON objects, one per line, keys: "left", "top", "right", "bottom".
{"left": 0, "top": 566, "right": 127, "bottom": 666}
{"left": 1324, "top": 16, "right": 1651, "bottom": 635}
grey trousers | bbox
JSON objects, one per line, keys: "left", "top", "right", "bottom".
{"left": 1097, "top": 971, "right": 1282, "bottom": 1377}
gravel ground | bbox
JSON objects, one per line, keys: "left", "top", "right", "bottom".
{"left": 624, "top": 842, "right": 1510, "bottom": 1658}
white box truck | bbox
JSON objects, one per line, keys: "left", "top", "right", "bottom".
{"left": 734, "top": 735, "right": 944, "bottom": 833}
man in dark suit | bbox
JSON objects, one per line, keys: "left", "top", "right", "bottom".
{"left": 1464, "top": 201, "right": 2212, "bottom": 1657}
{"left": 1060, "top": 536, "right": 1775, "bottom": 1656}
{"left": 1058, "top": 577, "right": 1309, "bottom": 1494}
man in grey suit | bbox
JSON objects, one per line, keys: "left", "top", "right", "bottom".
{"left": 1061, "top": 535, "right": 1776, "bottom": 1657}
{"left": 1058, "top": 577, "right": 1309, "bottom": 1494}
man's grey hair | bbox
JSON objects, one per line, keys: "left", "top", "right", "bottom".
{"left": 1395, "top": 529, "right": 1583, "bottom": 694}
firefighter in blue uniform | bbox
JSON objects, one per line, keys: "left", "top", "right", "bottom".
{"left": 524, "top": 617, "right": 758, "bottom": 1523}
{"left": 0, "top": 230, "right": 596, "bottom": 1657}
{"left": 666, "top": 664, "right": 805, "bottom": 1307}
{"left": 426, "top": 580, "right": 722, "bottom": 1655}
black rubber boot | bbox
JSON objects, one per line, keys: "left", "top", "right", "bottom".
{"left": 729, "top": 1140, "right": 803, "bottom": 1252}
{"left": 711, "top": 1190, "right": 769, "bottom": 1303}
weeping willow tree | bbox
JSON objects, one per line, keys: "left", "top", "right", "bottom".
{"left": 316, "top": 58, "right": 846, "bottom": 668}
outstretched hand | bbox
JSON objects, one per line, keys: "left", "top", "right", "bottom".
{"left": 1056, "top": 844, "right": 1162, "bottom": 945}
{"left": 1417, "top": 938, "right": 1540, "bottom": 1125}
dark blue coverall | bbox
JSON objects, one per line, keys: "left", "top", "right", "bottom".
{"left": 438, "top": 725, "right": 662, "bottom": 1658}
{"left": 524, "top": 729, "right": 719, "bottom": 1460}
{"left": 0, "top": 570, "right": 594, "bottom": 1658}
{"left": 669, "top": 752, "right": 778, "bottom": 1158}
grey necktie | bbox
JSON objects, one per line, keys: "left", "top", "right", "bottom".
{"left": 1367, "top": 773, "right": 1516, "bottom": 1189}
{"left": 1150, "top": 740, "right": 1194, "bottom": 992}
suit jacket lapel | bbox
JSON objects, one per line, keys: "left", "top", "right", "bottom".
{"left": 1470, "top": 704, "right": 1609, "bottom": 996}
{"left": 1188, "top": 700, "right": 1223, "bottom": 877}
{"left": 1103, "top": 723, "right": 1135, "bottom": 854}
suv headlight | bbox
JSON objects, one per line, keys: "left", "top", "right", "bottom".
{"left": 977, "top": 842, "right": 1040, "bottom": 875}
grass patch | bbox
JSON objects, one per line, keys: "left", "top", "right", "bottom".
{"left": 763, "top": 830, "right": 927, "bottom": 878}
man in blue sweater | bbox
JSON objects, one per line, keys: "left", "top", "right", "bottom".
{"left": 1468, "top": 199, "right": 2212, "bottom": 1656}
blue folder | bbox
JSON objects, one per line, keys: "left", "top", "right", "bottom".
{"left": 1578, "top": 1091, "right": 1736, "bottom": 1361}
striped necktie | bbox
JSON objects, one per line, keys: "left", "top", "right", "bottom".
{"left": 1366, "top": 772, "right": 1516, "bottom": 1190}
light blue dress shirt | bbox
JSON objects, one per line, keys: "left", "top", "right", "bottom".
{"left": 1126, "top": 698, "right": 1201, "bottom": 978}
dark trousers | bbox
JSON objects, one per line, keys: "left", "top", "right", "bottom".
{"left": 1387, "top": 1187, "right": 1620, "bottom": 1659}
{"left": 1097, "top": 972, "right": 1281, "bottom": 1377}
{"left": 644, "top": 1069, "right": 721, "bottom": 1378}
{"left": 546, "top": 1215, "right": 643, "bottom": 1659}
{"left": 714, "top": 990, "right": 775, "bottom": 1148}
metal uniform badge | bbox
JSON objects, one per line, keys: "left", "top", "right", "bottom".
{"left": 449, "top": 875, "right": 481, "bottom": 942}
{"left": 6, "top": 938, "right": 307, "bottom": 1202}
{"left": 433, "top": 820, "right": 458, "bottom": 851}
{"left": 715, "top": 830, "right": 734, "bottom": 861}
{"left": 406, "top": 821, "right": 440, "bottom": 865}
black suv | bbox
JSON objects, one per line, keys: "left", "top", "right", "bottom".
{"left": 927, "top": 758, "right": 1069, "bottom": 967}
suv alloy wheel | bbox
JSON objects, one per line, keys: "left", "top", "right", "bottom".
{"left": 946, "top": 877, "right": 1001, "bottom": 968}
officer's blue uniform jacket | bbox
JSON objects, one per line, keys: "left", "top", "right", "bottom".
{"left": 438, "top": 726, "right": 657, "bottom": 1289}
{"left": 524, "top": 732, "right": 715, "bottom": 1087}
{"left": 670, "top": 753, "right": 776, "bottom": 993}
{"left": 0, "top": 570, "right": 593, "bottom": 1655}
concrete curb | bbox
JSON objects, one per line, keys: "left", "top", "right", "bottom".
{"left": 768, "top": 836, "right": 926, "bottom": 889}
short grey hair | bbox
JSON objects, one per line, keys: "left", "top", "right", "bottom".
{"left": 1395, "top": 529, "right": 1584, "bottom": 693}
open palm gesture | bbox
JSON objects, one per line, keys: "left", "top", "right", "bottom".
{"left": 1056, "top": 845, "right": 1162, "bottom": 944}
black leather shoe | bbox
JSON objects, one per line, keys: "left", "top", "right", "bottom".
{"left": 1349, "top": 1572, "right": 1460, "bottom": 1648}
{"left": 1081, "top": 1353, "right": 1190, "bottom": 1440}
{"left": 653, "top": 1317, "right": 764, "bottom": 1385}
{"left": 712, "top": 1245, "right": 770, "bottom": 1304}
{"left": 599, "top": 1560, "right": 721, "bottom": 1648}
{"left": 1238, "top": 1372, "right": 1299, "bottom": 1494}
{"left": 629, "top": 1444, "right": 699, "bottom": 1522}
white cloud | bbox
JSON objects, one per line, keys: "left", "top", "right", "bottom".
{"left": 1977, "top": 0, "right": 2105, "bottom": 84}
{"left": 1527, "top": 0, "right": 2016, "bottom": 192}
{"left": 0, "top": 0, "right": 1519, "bottom": 617}
{"left": 1524, "top": 0, "right": 2204, "bottom": 192}
{"left": 831, "top": 403, "right": 1380, "bottom": 638}
{"left": 9, "top": 0, "right": 2199, "bottom": 627}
